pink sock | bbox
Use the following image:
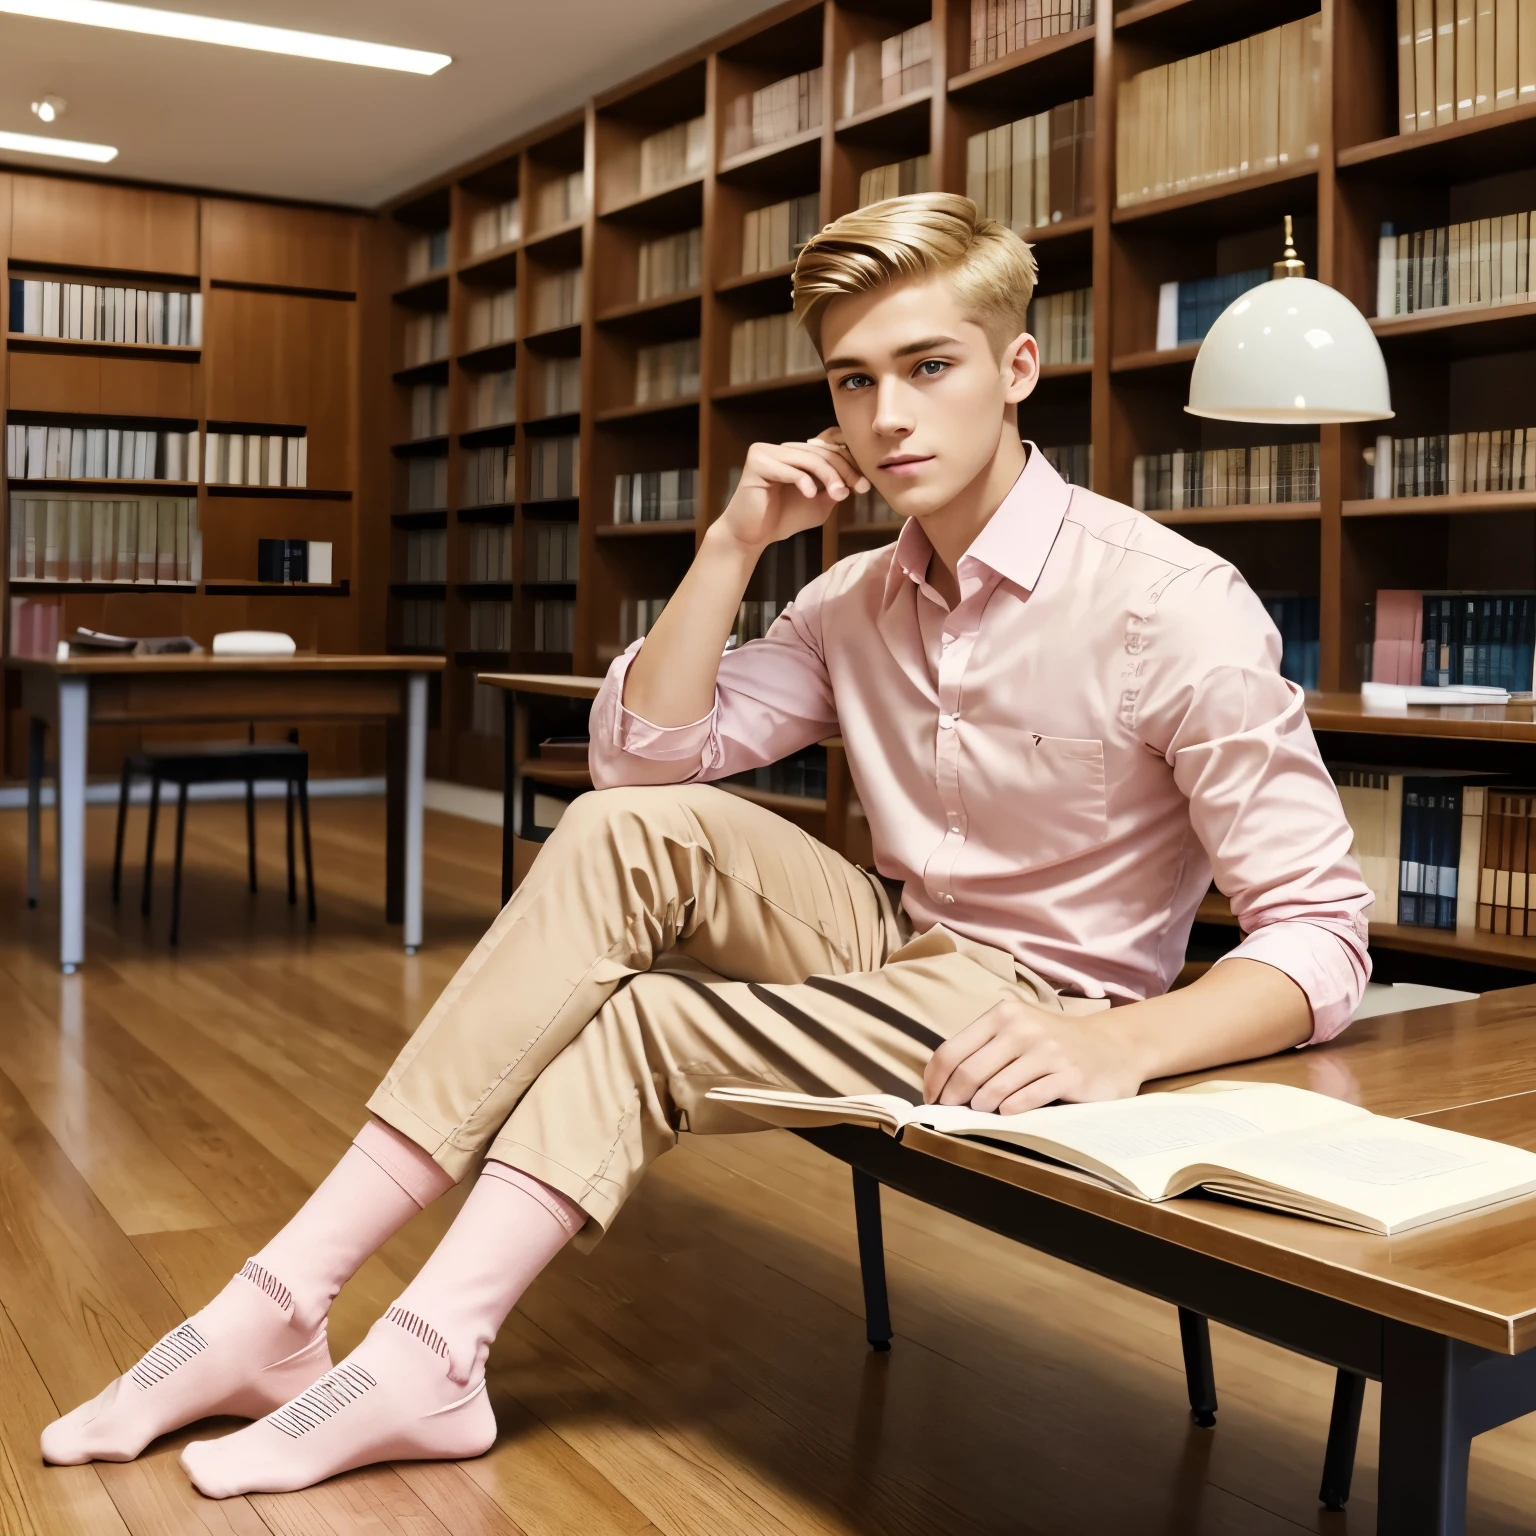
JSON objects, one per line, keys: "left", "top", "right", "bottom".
{"left": 41, "top": 1119, "right": 452, "bottom": 1467}
{"left": 180, "top": 1162, "right": 586, "bottom": 1498}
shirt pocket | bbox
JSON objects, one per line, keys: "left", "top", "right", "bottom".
{"left": 963, "top": 728, "right": 1108, "bottom": 875}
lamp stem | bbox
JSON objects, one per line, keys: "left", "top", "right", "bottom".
{"left": 1273, "top": 215, "right": 1307, "bottom": 280}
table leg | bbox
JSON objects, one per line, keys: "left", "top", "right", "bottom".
{"left": 403, "top": 672, "right": 427, "bottom": 954}
{"left": 501, "top": 690, "right": 517, "bottom": 906}
{"left": 56, "top": 679, "right": 89, "bottom": 974}
{"left": 26, "top": 715, "right": 44, "bottom": 908}
{"left": 1377, "top": 1321, "right": 1469, "bottom": 1536}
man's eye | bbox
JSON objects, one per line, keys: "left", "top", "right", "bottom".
{"left": 916, "top": 359, "right": 949, "bottom": 377}
{"left": 837, "top": 373, "right": 873, "bottom": 390}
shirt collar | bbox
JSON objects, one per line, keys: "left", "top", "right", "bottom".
{"left": 885, "top": 442, "right": 1073, "bottom": 604}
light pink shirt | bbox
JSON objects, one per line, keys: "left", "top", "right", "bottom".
{"left": 590, "top": 446, "right": 1372, "bottom": 1043}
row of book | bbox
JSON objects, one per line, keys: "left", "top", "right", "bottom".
{"left": 256, "top": 538, "right": 332, "bottom": 585}
{"left": 536, "top": 357, "right": 580, "bottom": 418}
{"left": 467, "top": 523, "right": 513, "bottom": 582}
{"left": 1366, "top": 429, "right": 1536, "bottom": 498}
{"left": 8, "top": 279, "right": 203, "bottom": 346}
{"left": 404, "top": 528, "right": 447, "bottom": 583}
{"left": 529, "top": 522, "right": 580, "bottom": 582}
{"left": 467, "top": 286, "right": 517, "bottom": 350}
{"left": 534, "top": 171, "right": 586, "bottom": 232}
{"left": 400, "top": 598, "right": 445, "bottom": 649}
{"left": 469, "top": 599, "right": 514, "bottom": 651}
{"left": 742, "top": 194, "right": 820, "bottom": 276}
{"left": 1397, "top": 0, "right": 1536, "bottom": 133}
{"left": 1029, "top": 287, "right": 1093, "bottom": 366}
{"left": 728, "top": 749, "right": 827, "bottom": 802}
{"left": 405, "top": 229, "right": 449, "bottom": 282}
{"left": 533, "top": 598, "right": 575, "bottom": 652}
{"left": 1039, "top": 442, "right": 1092, "bottom": 487}
{"left": 725, "top": 66, "right": 823, "bottom": 158}
{"left": 402, "top": 311, "right": 450, "bottom": 369}
{"left": 410, "top": 384, "right": 449, "bottom": 440}
{"left": 639, "top": 116, "right": 706, "bottom": 191}
{"left": 11, "top": 598, "right": 62, "bottom": 656}
{"left": 1375, "top": 214, "right": 1536, "bottom": 317}
{"left": 859, "top": 155, "right": 931, "bottom": 208}
{"left": 967, "top": 0, "right": 1094, "bottom": 69}
{"left": 469, "top": 196, "right": 521, "bottom": 257}
{"left": 635, "top": 337, "right": 700, "bottom": 404}
{"left": 471, "top": 681, "right": 505, "bottom": 737}
{"left": 732, "top": 599, "right": 786, "bottom": 646}
{"left": 639, "top": 228, "right": 703, "bottom": 301}
{"left": 614, "top": 468, "right": 698, "bottom": 523}
{"left": 408, "top": 457, "right": 449, "bottom": 511}
{"left": 528, "top": 434, "right": 580, "bottom": 500}
{"left": 1370, "top": 589, "right": 1536, "bottom": 691}
{"left": 1116, "top": 18, "right": 1323, "bottom": 207}
{"left": 1263, "top": 594, "right": 1321, "bottom": 691}
{"left": 532, "top": 267, "right": 582, "bottom": 332}
{"left": 8, "top": 423, "right": 199, "bottom": 483}
{"left": 728, "top": 312, "right": 820, "bottom": 386}
{"left": 842, "top": 22, "right": 931, "bottom": 118}
{"left": 473, "top": 367, "right": 518, "bottom": 429}
{"left": 1156, "top": 269, "right": 1266, "bottom": 350}
{"left": 464, "top": 445, "right": 515, "bottom": 507}
{"left": 1131, "top": 443, "right": 1321, "bottom": 511}
{"left": 9, "top": 495, "right": 201, "bottom": 584}
{"left": 206, "top": 431, "right": 309, "bottom": 489}
{"left": 619, "top": 596, "right": 669, "bottom": 646}
{"left": 1478, "top": 790, "right": 1536, "bottom": 934}
{"left": 966, "top": 100, "right": 1096, "bottom": 234}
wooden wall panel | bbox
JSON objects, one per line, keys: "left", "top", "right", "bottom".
{"left": 205, "top": 199, "right": 360, "bottom": 293}
{"left": 10, "top": 176, "right": 199, "bottom": 275}
{"left": 99, "top": 356, "right": 197, "bottom": 418}
{"left": 8, "top": 350, "right": 101, "bottom": 413}
{"left": 203, "top": 289, "right": 355, "bottom": 489}
{"left": 200, "top": 497, "right": 353, "bottom": 584}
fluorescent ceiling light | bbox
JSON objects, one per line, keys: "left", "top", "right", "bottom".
{"left": 0, "top": 128, "right": 117, "bottom": 161}
{"left": 0, "top": 0, "right": 451, "bottom": 74}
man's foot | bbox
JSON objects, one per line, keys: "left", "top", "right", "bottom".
{"left": 179, "top": 1306, "right": 496, "bottom": 1498}
{"left": 40, "top": 1261, "right": 332, "bottom": 1465}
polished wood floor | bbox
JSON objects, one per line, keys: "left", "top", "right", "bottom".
{"left": 4, "top": 796, "right": 1536, "bottom": 1535}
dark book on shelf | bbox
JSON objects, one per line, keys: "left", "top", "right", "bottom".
{"left": 257, "top": 537, "right": 309, "bottom": 584}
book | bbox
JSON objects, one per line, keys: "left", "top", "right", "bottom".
{"left": 727, "top": 312, "right": 819, "bottom": 385}
{"left": 707, "top": 1079, "right": 1536, "bottom": 1236}
{"left": 638, "top": 227, "right": 702, "bottom": 298}
{"left": 1155, "top": 268, "right": 1268, "bottom": 348}
{"left": 967, "top": 99, "right": 1094, "bottom": 231}
{"left": 1132, "top": 444, "right": 1320, "bottom": 512}
{"left": 967, "top": 0, "right": 1095, "bottom": 68}
{"left": 858, "top": 154, "right": 932, "bottom": 208}
{"left": 6, "top": 278, "right": 200, "bottom": 343}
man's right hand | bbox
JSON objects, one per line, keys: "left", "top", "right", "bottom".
{"left": 717, "top": 434, "right": 871, "bottom": 551}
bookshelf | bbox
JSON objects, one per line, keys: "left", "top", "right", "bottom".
{"left": 366, "top": 0, "right": 1536, "bottom": 976}
{"left": 2, "top": 173, "right": 367, "bottom": 779}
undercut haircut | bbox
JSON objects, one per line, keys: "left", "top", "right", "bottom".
{"left": 791, "top": 192, "right": 1038, "bottom": 358}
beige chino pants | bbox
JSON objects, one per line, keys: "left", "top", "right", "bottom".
{"left": 369, "top": 783, "right": 1097, "bottom": 1250}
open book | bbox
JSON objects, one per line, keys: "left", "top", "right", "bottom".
{"left": 706, "top": 1081, "right": 1536, "bottom": 1236}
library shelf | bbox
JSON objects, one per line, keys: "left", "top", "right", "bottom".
{"left": 594, "top": 396, "right": 700, "bottom": 425}
{"left": 716, "top": 126, "right": 823, "bottom": 184}
{"left": 206, "top": 485, "right": 351, "bottom": 500}
{"left": 390, "top": 581, "right": 447, "bottom": 597}
{"left": 459, "top": 421, "right": 519, "bottom": 447}
{"left": 1369, "top": 300, "right": 1536, "bottom": 359}
{"left": 716, "top": 264, "right": 796, "bottom": 295}
{"left": 523, "top": 320, "right": 582, "bottom": 353}
{"left": 1146, "top": 502, "right": 1322, "bottom": 525}
{"left": 457, "top": 338, "right": 519, "bottom": 369}
{"left": 391, "top": 435, "right": 449, "bottom": 457}
{"left": 596, "top": 520, "right": 699, "bottom": 538}
{"left": 203, "top": 580, "right": 350, "bottom": 597}
{"left": 523, "top": 411, "right": 580, "bottom": 434}
{"left": 832, "top": 89, "right": 932, "bottom": 148}
{"left": 711, "top": 372, "right": 825, "bottom": 404}
{"left": 1111, "top": 344, "right": 1199, "bottom": 374}
{"left": 1302, "top": 691, "right": 1536, "bottom": 745}
{"left": 1110, "top": 162, "right": 1318, "bottom": 237}
{"left": 392, "top": 272, "right": 449, "bottom": 307}
{"left": 9, "top": 579, "right": 196, "bottom": 593}
{"left": 522, "top": 578, "right": 578, "bottom": 591}
{"left": 1036, "top": 361, "right": 1093, "bottom": 383}
{"left": 946, "top": 27, "right": 1094, "bottom": 110}
{"left": 5, "top": 335, "right": 200, "bottom": 358}
{"left": 1113, "top": 0, "right": 1319, "bottom": 48}
{"left": 456, "top": 243, "right": 521, "bottom": 285}
{"left": 455, "top": 649, "right": 515, "bottom": 666}
{"left": 392, "top": 510, "right": 447, "bottom": 528}
{"left": 721, "top": 781, "right": 827, "bottom": 815}
{"left": 457, "top": 580, "right": 516, "bottom": 594}
{"left": 521, "top": 495, "right": 580, "bottom": 515}
{"left": 598, "top": 177, "right": 705, "bottom": 225}
{"left": 8, "top": 478, "right": 199, "bottom": 492}
{"left": 1027, "top": 212, "right": 1095, "bottom": 248}
{"left": 457, "top": 503, "right": 517, "bottom": 522}
{"left": 595, "top": 291, "right": 702, "bottom": 334}
{"left": 1342, "top": 493, "right": 1536, "bottom": 518}
{"left": 523, "top": 218, "right": 585, "bottom": 264}
{"left": 1337, "top": 99, "right": 1536, "bottom": 180}
{"left": 393, "top": 358, "right": 450, "bottom": 385}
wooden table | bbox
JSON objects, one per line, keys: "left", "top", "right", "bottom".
{"left": 8, "top": 653, "right": 444, "bottom": 970}
{"left": 803, "top": 987, "right": 1536, "bottom": 1535}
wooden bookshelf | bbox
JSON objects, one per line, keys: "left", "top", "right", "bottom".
{"left": 2, "top": 174, "right": 368, "bottom": 780}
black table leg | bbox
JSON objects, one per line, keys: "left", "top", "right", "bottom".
{"left": 1178, "top": 1309, "right": 1218, "bottom": 1427}
{"left": 502, "top": 689, "right": 517, "bottom": 906}
{"left": 1319, "top": 1370, "right": 1366, "bottom": 1511}
{"left": 852, "top": 1168, "right": 893, "bottom": 1351}
{"left": 27, "top": 716, "right": 45, "bottom": 908}
{"left": 1378, "top": 1321, "right": 1470, "bottom": 1536}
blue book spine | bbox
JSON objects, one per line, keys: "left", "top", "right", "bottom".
{"left": 1399, "top": 786, "right": 1421, "bottom": 926}
{"left": 1439, "top": 787, "right": 1460, "bottom": 929}
{"left": 7, "top": 277, "right": 23, "bottom": 331}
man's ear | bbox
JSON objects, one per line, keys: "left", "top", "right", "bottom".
{"left": 1001, "top": 329, "right": 1040, "bottom": 406}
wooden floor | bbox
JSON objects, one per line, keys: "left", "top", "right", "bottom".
{"left": 4, "top": 799, "right": 1536, "bottom": 1535}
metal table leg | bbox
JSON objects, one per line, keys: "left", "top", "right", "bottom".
{"left": 56, "top": 678, "right": 89, "bottom": 973}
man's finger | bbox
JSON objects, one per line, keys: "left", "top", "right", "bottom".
{"left": 968, "top": 1050, "right": 1063, "bottom": 1114}
{"left": 922, "top": 1007, "right": 1005, "bottom": 1102}
{"left": 996, "top": 1073, "right": 1073, "bottom": 1116}
{"left": 935, "top": 1035, "right": 1034, "bottom": 1107}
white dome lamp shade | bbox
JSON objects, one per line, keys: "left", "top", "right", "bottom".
{"left": 1186, "top": 217, "right": 1393, "bottom": 425}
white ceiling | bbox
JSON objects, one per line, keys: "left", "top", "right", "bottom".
{"left": 0, "top": 0, "right": 771, "bottom": 208}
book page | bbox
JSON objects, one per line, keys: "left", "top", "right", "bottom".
{"left": 705, "top": 1086, "right": 915, "bottom": 1133}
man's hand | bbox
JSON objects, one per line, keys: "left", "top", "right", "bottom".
{"left": 717, "top": 433, "right": 870, "bottom": 552}
{"left": 922, "top": 997, "right": 1146, "bottom": 1114}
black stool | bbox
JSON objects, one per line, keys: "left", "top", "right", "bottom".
{"left": 112, "top": 742, "right": 315, "bottom": 945}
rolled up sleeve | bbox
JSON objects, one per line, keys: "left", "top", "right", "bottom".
{"left": 588, "top": 574, "right": 840, "bottom": 790}
{"left": 1146, "top": 569, "right": 1372, "bottom": 1043}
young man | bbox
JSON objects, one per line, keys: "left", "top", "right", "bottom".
{"left": 42, "top": 194, "right": 1370, "bottom": 1496}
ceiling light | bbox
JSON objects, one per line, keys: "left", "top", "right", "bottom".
{"left": 30, "top": 94, "right": 65, "bottom": 122}
{"left": 0, "top": 0, "right": 451, "bottom": 74}
{"left": 0, "top": 128, "right": 116, "bottom": 162}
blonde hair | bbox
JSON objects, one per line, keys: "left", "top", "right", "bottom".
{"left": 792, "top": 192, "right": 1038, "bottom": 356}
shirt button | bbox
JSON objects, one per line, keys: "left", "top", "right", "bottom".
{"left": 940, "top": 893, "right": 956, "bottom": 905}
{"left": 938, "top": 712, "right": 957, "bottom": 730}
{"left": 948, "top": 818, "right": 961, "bottom": 832}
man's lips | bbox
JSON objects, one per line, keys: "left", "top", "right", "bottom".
{"left": 879, "top": 454, "right": 933, "bottom": 477}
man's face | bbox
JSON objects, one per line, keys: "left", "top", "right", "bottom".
{"left": 819, "top": 275, "right": 1038, "bottom": 520}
